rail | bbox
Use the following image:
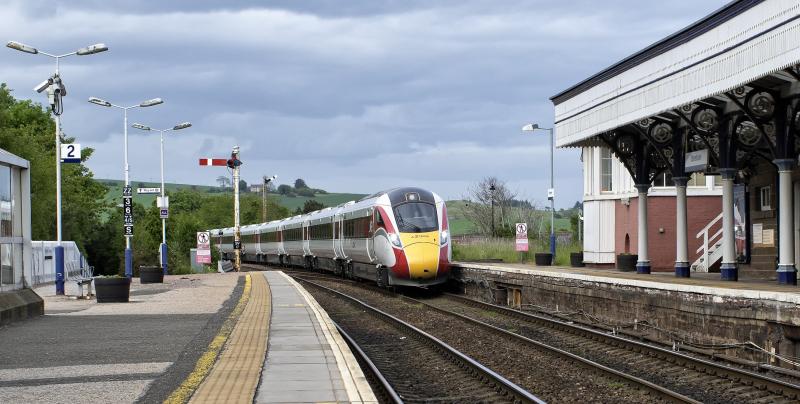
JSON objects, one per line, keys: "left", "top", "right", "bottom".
{"left": 692, "top": 212, "right": 723, "bottom": 272}
{"left": 294, "top": 276, "right": 545, "bottom": 404}
{"left": 444, "top": 292, "right": 800, "bottom": 401}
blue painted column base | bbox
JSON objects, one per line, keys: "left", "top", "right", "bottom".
{"left": 55, "top": 246, "right": 65, "bottom": 295}
{"left": 636, "top": 262, "right": 651, "bottom": 274}
{"left": 720, "top": 263, "right": 738, "bottom": 281}
{"left": 777, "top": 265, "right": 797, "bottom": 285}
{"left": 125, "top": 248, "right": 133, "bottom": 278}
{"left": 675, "top": 262, "right": 690, "bottom": 278}
{"left": 161, "top": 243, "right": 168, "bottom": 275}
{"left": 549, "top": 234, "right": 556, "bottom": 262}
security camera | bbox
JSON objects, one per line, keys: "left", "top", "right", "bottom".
{"left": 34, "top": 78, "right": 51, "bottom": 93}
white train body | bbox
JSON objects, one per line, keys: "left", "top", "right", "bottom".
{"left": 210, "top": 187, "right": 451, "bottom": 287}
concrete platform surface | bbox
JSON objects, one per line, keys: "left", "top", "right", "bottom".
{"left": 256, "top": 271, "right": 376, "bottom": 404}
{"left": 0, "top": 273, "right": 243, "bottom": 404}
{"left": 456, "top": 262, "right": 800, "bottom": 303}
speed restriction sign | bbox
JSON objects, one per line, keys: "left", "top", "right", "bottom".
{"left": 515, "top": 223, "right": 528, "bottom": 252}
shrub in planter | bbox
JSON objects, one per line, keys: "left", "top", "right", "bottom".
{"left": 94, "top": 276, "right": 131, "bottom": 303}
{"left": 139, "top": 266, "right": 164, "bottom": 284}
{"left": 535, "top": 252, "right": 553, "bottom": 266}
{"left": 570, "top": 252, "right": 585, "bottom": 267}
{"left": 616, "top": 253, "right": 638, "bottom": 272}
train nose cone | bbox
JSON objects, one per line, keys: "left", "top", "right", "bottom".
{"left": 404, "top": 242, "right": 439, "bottom": 279}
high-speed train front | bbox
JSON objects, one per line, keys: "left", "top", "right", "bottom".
{"left": 373, "top": 188, "right": 450, "bottom": 287}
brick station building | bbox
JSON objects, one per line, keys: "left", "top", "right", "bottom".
{"left": 552, "top": 0, "right": 800, "bottom": 283}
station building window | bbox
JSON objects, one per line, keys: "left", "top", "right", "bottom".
{"left": 759, "top": 185, "right": 772, "bottom": 211}
{"left": 688, "top": 172, "right": 707, "bottom": 187}
{"left": 600, "top": 148, "right": 613, "bottom": 192}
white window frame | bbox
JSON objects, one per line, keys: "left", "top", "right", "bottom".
{"left": 760, "top": 185, "right": 772, "bottom": 211}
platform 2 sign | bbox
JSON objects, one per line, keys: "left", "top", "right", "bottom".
{"left": 515, "top": 223, "right": 528, "bottom": 252}
{"left": 196, "top": 231, "right": 211, "bottom": 264}
{"left": 60, "top": 144, "right": 81, "bottom": 163}
{"left": 123, "top": 186, "right": 134, "bottom": 236}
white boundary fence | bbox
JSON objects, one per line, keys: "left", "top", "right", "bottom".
{"left": 30, "top": 241, "right": 86, "bottom": 286}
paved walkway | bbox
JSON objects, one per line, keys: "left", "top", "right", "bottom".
{"left": 457, "top": 262, "right": 800, "bottom": 302}
{"left": 0, "top": 273, "right": 243, "bottom": 404}
{"left": 255, "top": 271, "right": 375, "bottom": 403}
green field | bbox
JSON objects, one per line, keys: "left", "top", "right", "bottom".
{"left": 445, "top": 200, "right": 572, "bottom": 236}
{"left": 98, "top": 179, "right": 366, "bottom": 211}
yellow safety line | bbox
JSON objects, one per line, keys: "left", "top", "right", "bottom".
{"left": 163, "top": 274, "right": 252, "bottom": 404}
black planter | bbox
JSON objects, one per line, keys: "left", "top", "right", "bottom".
{"left": 570, "top": 252, "right": 585, "bottom": 267}
{"left": 139, "top": 266, "right": 164, "bottom": 284}
{"left": 616, "top": 254, "right": 638, "bottom": 272}
{"left": 534, "top": 252, "right": 553, "bottom": 266}
{"left": 95, "top": 277, "right": 131, "bottom": 303}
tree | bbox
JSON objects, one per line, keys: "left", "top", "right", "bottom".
{"left": 216, "top": 175, "right": 230, "bottom": 189}
{"left": 0, "top": 84, "right": 108, "bottom": 256}
{"left": 239, "top": 179, "right": 248, "bottom": 192}
{"left": 461, "top": 177, "right": 517, "bottom": 236}
{"left": 294, "top": 178, "right": 308, "bottom": 189}
{"left": 296, "top": 188, "right": 315, "bottom": 197}
{"left": 301, "top": 199, "right": 325, "bottom": 213}
{"left": 277, "top": 184, "right": 293, "bottom": 195}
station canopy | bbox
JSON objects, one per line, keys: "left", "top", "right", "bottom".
{"left": 551, "top": 0, "right": 800, "bottom": 176}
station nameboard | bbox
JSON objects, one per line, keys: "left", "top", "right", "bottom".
{"left": 138, "top": 187, "right": 161, "bottom": 194}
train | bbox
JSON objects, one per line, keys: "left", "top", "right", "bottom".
{"left": 209, "top": 187, "right": 451, "bottom": 287}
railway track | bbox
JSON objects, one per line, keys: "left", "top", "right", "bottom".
{"left": 426, "top": 293, "right": 800, "bottom": 404}
{"left": 292, "top": 274, "right": 689, "bottom": 403}
{"left": 295, "top": 276, "right": 544, "bottom": 403}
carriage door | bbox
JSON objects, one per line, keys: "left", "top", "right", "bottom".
{"left": 367, "top": 208, "right": 376, "bottom": 262}
{"left": 334, "top": 215, "right": 344, "bottom": 259}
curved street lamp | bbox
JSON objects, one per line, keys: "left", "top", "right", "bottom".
{"left": 523, "top": 123, "right": 556, "bottom": 263}
{"left": 6, "top": 40, "right": 108, "bottom": 295}
{"left": 131, "top": 122, "right": 192, "bottom": 275}
{"left": 89, "top": 96, "right": 163, "bottom": 278}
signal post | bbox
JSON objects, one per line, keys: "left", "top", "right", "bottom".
{"left": 199, "top": 146, "right": 243, "bottom": 271}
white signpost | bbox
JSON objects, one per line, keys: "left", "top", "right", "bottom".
{"left": 515, "top": 223, "right": 529, "bottom": 252}
{"left": 196, "top": 231, "right": 211, "bottom": 264}
{"left": 60, "top": 143, "right": 81, "bottom": 163}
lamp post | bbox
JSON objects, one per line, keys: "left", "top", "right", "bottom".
{"left": 262, "top": 175, "right": 277, "bottom": 222}
{"left": 131, "top": 122, "right": 191, "bottom": 275}
{"left": 489, "top": 184, "right": 496, "bottom": 237}
{"left": 6, "top": 40, "right": 108, "bottom": 295}
{"left": 522, "top": 123, "right": 556, "bottom": 262}
{"left": 89, "top": 96, "right": 163, "bottom": 278}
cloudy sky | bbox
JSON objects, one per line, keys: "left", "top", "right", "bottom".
{"left": 0, "top": 0, "right": 728, "bottom": 208}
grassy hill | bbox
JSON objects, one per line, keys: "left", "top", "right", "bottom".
{"left": 98, "top": 179, "right": 572, "bottom": 235}
{"left": 97, "top": 179, "right": 366, "bottom": 211}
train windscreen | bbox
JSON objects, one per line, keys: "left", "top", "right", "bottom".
{"left": 393, "top": 202, "right": 438, "bottom": 233}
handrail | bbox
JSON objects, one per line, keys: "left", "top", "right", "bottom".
{"left": 696, "top": 212, "right": 723, "bottom": 238}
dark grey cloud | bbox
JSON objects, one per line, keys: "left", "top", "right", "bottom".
{"left": 0, "top": 0, "right": 728, "bottom": 207}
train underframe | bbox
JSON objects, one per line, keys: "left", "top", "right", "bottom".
{"left": 228, "top": 251, "right": 448, "bottom": 288}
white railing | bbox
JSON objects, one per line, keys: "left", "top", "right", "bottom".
{"left": 692, "top": 213, "right": 723, "bottom": 272}
{"left": 30, "top": 241, "right": 86, "bottom": 286}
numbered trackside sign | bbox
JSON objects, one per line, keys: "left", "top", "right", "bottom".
{"left": 60, "top": 144, "right": 81, "bottom": 163}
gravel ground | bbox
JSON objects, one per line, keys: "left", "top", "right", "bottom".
{"left": 311, "top": 283, "right": 522, "bottom": 403}
{"left": 298, "top": 276, "right": 660, "bottom": 403}
{"left": 426, "top": 295, "right": 791, "bottom": 403}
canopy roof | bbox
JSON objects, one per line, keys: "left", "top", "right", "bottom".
{"left": 552, "top": 0, "right": 800, "bottom": 148}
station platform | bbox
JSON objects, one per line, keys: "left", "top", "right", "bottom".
{"left": 453, "top": 262, "right": 800, "bottom": 366}
{"left": 0, "top": 271, "right": 375, "bottom": 403}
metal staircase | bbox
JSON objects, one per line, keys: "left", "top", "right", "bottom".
{"left": 691, "top": 212, "right": 723, "bottom": 272}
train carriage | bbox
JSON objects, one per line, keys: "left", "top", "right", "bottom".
{"left": 209, "top": 186, "right": 450, "bottom": 288}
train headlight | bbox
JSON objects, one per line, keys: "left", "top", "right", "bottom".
{"left": 388, "top": 233, "right": 402, "bottom": 248}
{"left": 440, "top": 230, "right": 449, "bottom": 245}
